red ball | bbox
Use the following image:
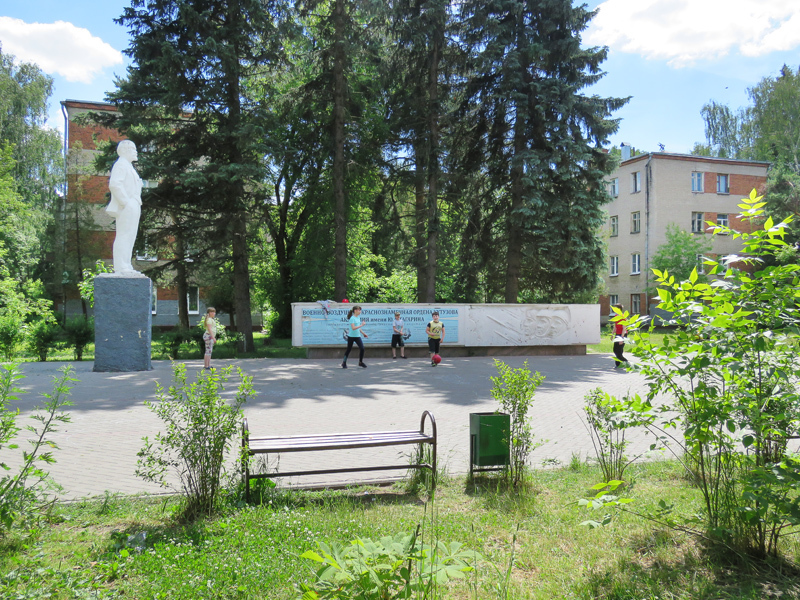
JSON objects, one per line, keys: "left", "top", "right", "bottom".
{"left": 432, "top": 354, "right": 442, "bottom": 364}
{"left": 341, "top": 298, "right": 349, "bottom": 303}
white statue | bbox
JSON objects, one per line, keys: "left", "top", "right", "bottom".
{"left": 107, "top": 140, "right": 143, "bottom": 275}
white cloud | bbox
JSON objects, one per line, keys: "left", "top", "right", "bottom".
{"left": 585, "top": 0, "right": 800, "bottom": 67}
{"left": 0, "top": 17, "right": 123, "bottom": 83}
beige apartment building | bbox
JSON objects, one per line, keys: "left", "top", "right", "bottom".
{"left": 601, "top": 152, "right": 769, "bottom": 320}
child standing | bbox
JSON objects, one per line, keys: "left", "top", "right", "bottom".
{"left": 391, "top": 311, "right": 406, "bottom": 359}
{"left": 202, "top": 306, "right": 216, "bottom": 370}
{"left": 611, "top": 303, "right": 629, "bottom": 369}
{"left": 342, "top": 305, "right": 369, "bottom": 368}
{"left": 426, "top": 311, "right": 445, "bottom": 367}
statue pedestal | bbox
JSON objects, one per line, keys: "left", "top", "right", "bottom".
{"left": 93, "top": 273, "right": 152, "bottom": 372}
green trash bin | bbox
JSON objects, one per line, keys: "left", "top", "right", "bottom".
{"left": 470, "top": 412, "right": 510, "bottom": 476}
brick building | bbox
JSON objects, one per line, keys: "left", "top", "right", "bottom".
{"left": 60, "top": 99, "right": 248, "bottom": 329}
{"left": 600, "top": 151, "right": 769, "bottom": 321}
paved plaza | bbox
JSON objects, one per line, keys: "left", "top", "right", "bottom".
{"left": 10, "top": 354, "right": 657, "bottom": 500}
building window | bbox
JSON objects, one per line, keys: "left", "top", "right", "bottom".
{"left": 610, "top": 255, "right": 619, "bottom": 276}
{"left": 691, "top": 212, "right": 705, "bottom": 233}
{"left": 631, "top": 294, "right": 641, "bottom": 314}
{"left": 697, "top": 254, "right": 705, "bottom": 275}
{"left": 631, "top": 171, "right": 641, "bottom": 193}
{"left": 716, "top": 213, "right": 729, "bottom": 228}
{"left": 609, "top": 178, "right": 619, "bottom": 197}
{"left": 691, "top": 172, "right": 704, "bottom": 193}
{"left": 631, "top": 253, "right": 641, "bottom": 274}
{"left": 717, "top": 174, "right": 729, "bottom": 194}
{"left": 187, "top": 286, "right": 200, "bottom": 314}
{"left": 136, "top": 235, "right": 157, "bottom": 261}
{"left": 610, "top": 216, "right": 618, "bottom": 237}
{"left": 151, "top": 287, "right": 157, "bottom": 315}
{"left": 631, "top": 211, "right": 641, "bottom": 234}
{"left": 609, "top": 294, "right": 618, "bottom": 306}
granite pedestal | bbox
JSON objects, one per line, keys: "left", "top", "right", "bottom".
{"left": 93, "top": 273, "right": 152, "bottom": 372}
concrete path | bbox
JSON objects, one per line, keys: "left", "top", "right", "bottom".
{"left": 8, "top": 354, "right": 657, "bottom": 500}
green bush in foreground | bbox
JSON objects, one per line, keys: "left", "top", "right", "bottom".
{"left": 136, "top": 363, "right": 255, "bottom": 520}
{"left": 615, "top": 190, "right": 800, "bottom": 558}
{"left": 0, "top": 364, "right": 74, "bottom": 535}
{"left": 297, "top": 529, "right": 481, "bottom": 599}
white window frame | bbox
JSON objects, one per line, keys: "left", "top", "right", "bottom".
{"left": 691, "top": 172, "right": 704, "bottom": 193}
{"left": 716, "top": 213, "right": 729, "bottom": 228}
{"left": 697, "top": 254, "right": 706, "bottom": 275}
{"left": 717, "top": 174, "right": 729, "bottom": 194}
{"left": 187, "top": 286, "right": 200, "bottom": 314}
{"left": 631, "top": 211, "right": 641, "bottom": 234}
{"left": 631, "top": 171, "right": 641, "bottom": 193}
{"left": 136, "top": 235, "right": 158, "bottom": 262}
{"left": 609, "top": 178, "right": 619, "bottom": 197}
{"left": 609, "top": 294, "right": 618, "bottom": 306}
{"left": 151, "top": 286, "right": 157, "bottom": 315}
{"left": 631, "top": 253, "right": 641, "bottom": 275}
{"left": 610, "top": 215, "right": 619, "bottom": 237}
{"left": 691, "top": 212, "right": 705, "bottom": 233}
{"left": 610, "top": 255, "right": 619, "bottom": 277}
{"left": 631, "top": 294, "right": 641, "bottom": 314}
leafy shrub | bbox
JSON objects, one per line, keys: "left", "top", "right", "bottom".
{"left": 76, "top": 260, "right": 113, "bottom": 308}
{"left": 0, "top": 313, "right": 25, "bottom": 360}
{"left": 582, "top": 388, "right": 650, "bottom": 484}
{"left": 0, "top": 364, "right": 74, "bottom": 534}
{"left": 161, "top": 327, "right": 193, "bottom": 360}
{"left": 619, "top": 189, "right": 800, "bottom": 557}
{"left": 489, "top": 360, "right": 544, "bottom": 487}
{"left": 297, "top": 529, "right": 481, "bottom": 599}
{"left": 26, "top": 319, "right": 60, "bottom": 362}
{"left": 63, "top": 317, "right": 94, "bottom": 361}
{"left": 136, "top": 363, "right": 254, "bottom": 520}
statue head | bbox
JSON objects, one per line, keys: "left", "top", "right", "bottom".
{"left": 117, "top": 140, "right": 138, "bottom": 162}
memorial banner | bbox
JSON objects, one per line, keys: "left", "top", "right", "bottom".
{"left": 299, "top": 306, "right": 459, "bottom": 346}
{"left": 292, "top": 303, "right": 600, "bottom": 347}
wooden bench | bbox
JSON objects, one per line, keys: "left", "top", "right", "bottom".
{"left": 242, "top": 411, "right": 437, "bottom": 500}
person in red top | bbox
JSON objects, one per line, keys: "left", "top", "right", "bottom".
{"left": 611, "top": 303, "right": 629, "bottom": 368}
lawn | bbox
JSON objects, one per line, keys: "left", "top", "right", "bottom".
{"left": 587, "top": 325, "right": 669, "bottom": 356}
{"left": 2, "top": 461, "right": 799, "bottom": 599}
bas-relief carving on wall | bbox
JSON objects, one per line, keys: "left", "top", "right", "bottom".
{"left": 466, "top": 306, "right": 571, "bottom": 346}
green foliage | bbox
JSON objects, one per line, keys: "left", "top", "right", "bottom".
{"left": 489, "top": 360, "right": 545, "bottom": 488}
{"left": 25, "top": 319, "right": 60, "bottom": 362}
{"left": 0, "top": 363, "right": 74, "bottom": 535}
{"left": 0, "top": 49, "right": 63, "bottom": 285}
{"left": 649, "top": 223, "right": 712, "bottom": 292}
{"left": 297, "top": 529, "right": 481, "bottom": 599}
{"left": 0, "top": 258, "right": 53, "bottom": 361}
{"left": 622, "top": 189, "right": 800, "bottom": 557}
{"left": 160, "top": 327, "right": 194, "bottom": 360}
{"left": 63, "top": 317, "right": 94, "bottom": 361}
{"left": 136, "top": 363, "right": 254, "bottom": 520}
{"left": 582, "top": 388, "right": 650, "bottom": 484}
{"left": 76, "top": 260, "right": 113, "bottom": 308}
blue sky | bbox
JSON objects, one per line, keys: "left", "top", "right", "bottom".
{"left": 2, "top": 0, "right": 799, "bottom": 154}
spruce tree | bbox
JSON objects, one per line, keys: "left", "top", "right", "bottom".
{"left": 460, "top": 0, "right": 627, "bottom": 303}
{"left": 102, "top": 0, "right": 288, "bottom": 351}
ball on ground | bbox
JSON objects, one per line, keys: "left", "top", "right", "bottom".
{"left": 432, "top": 354, "right": 442, "bottom": 364}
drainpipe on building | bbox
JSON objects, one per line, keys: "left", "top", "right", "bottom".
{"left": 644, "top": 154, "right": 652, "bottom": 316}
{"left": 60, "top": 103, "right": 70, "bottom": 321}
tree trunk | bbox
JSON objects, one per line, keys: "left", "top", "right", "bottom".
{"left": 172, "top": 214, "right": 190, "bottom": 329}
{"left": 225, "top": 5, "right": 254, "bottom": 353}
{"left": 414, "top": 139, "right": 427, "bottom": 301}
{"left": 505, "top": 17, "right": 527, "bottom": 304}
{"left": 424, "top": 36, "right": 440, "bottom": 303}
{"left": 231, "top": 208, "right": 254, "bottom": 351}
{"left": 332, "top": 0, "right": 348, "bottom": 301}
